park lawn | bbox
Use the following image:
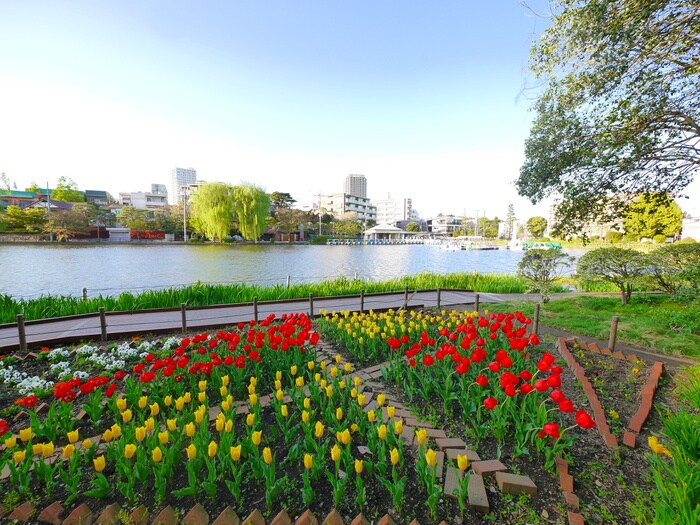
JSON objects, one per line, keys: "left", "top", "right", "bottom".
{"left": 484, "top": 294, "right": 700, "bottom": 359}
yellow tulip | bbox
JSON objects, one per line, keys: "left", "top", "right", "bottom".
{"left": 4, "top": 436, "right": 16, "bottom": 449}
{"left": 195, "top": 410, "right": 204, "bottom": 424}
{"left": 302, "top": 410, "right": 310, "bottom": 423}
{"left": 394, "top": 420, "right": 403, "bottom": 435}
{"left": 225, "top": 419, "right": 233, "bottom": 433}
{"left": 145, "top": 417, "right": 155, "bottom": 432}
{"left": 135, "top": 426, "right": 147, "bottom": 442}
{"left": 221, "top": 375, "right": 229, "bottom": 387}
{"left": 82, "top": 438, "right": 93, "bottom": 450}
{"left": 344, "top": 363, "right": 352, "bottom": 373}
{"left": 250, "top": 376, "right": 258, "bottom": 387}
{"left": 185, "top": 422, "right": 195, "bottom": 438}
{"left": 353, "top": 376, "right": 362, "bottom": 387}
{"left": 41, "top": 442, "right": 54, "bottom": 457}
{"left": 230, "top": 445, "right": 242, "bottom": 461}
{"left": 390, "top": 448, "right": 400, "bottom": 465}
{"left": 164, "top": 395, "right": 172, "bottom": 407}
{"left": 355, "top": 459, "right": 363, "bottom": 474}
{"left": 252, "top": 430, "right": 262, "bottom": 446}
{"left": 304, "top": 453, "right": 313, "bottom": 470}
{"left": 216, "top": 417, "right": 224, "bottom": 433}
{"left": 367, "top": 410, "right": 376, "bottom": 423}
{"left": 338, "top": 380, "right": 346, "bottom": 390}
{"left": 357, "top": 393, "right": 366, "bottom": 406}
{"left": 331, "top": 444, "right": 341, "bottom": 462}
{"left": 198, "top": 380, "right": 207, "bottom": 392}
{"left": 116, "top": 398, "right": 127, "bottom": 411}
{"left": 67, "top": 429, "right": 79, "bottom": 444}
{"left": 351, "top": 388, "right": 358, "bottom": 399}
{"left": 330, "top": 366, "right": 338, "bottom": 377}
{"left": 124, "top": 444, "right": 136, "bottom": 459}
{"left": 226, "top": 394, "right": 233, "bottom": 406}
{"left": 425, "top": 448, "right": 437, "bottom": 467}
{"left": 295, "top": 376, "right": 305, "bottom": 388}
{"left": 167, "top": 419, "right": 177, "bottom": 432}
{"left": 186, "top": 443, "right": 197, "bottom": 460}
{"left": 276, "top": 389, "right": 284, "bottom": 402}
{"left": 648, "top": 436, "right": 672, "bottom": 457}
{"left": 315, "top": 373, "right": 322, "bottom": 384}
{"left": 275, "top": 371, "right": 282, "bottom": 381}
{"left": 320, "top": 360, "right": 327, "bottom": 370}
{"left": 325, "top": 386, "right": 333, "bottom": 398}
{"left": 138, "top": 396, "right": 148, "bottom": 409}
{"left": 19, "top": 428, "right": 31, "bottom": 442}
{"left": 13, "top": 450, "right": 26, "bottom": 463}
{"left": 457, "top": 454, "right": 469, "bottom": 471}
{"left": 208, "top": 441, "right": 218, "bottom": 458}
{"left": 320, "top": 379, "right": 327, "bottom": 389}
{"left": 307, "top": 361, "right": 315, "bottom": 370}
{"left": 183, "top": 392, "right": 192, "bottom": 403}
{"left": 290, "top": 365, "right": 298, "bottom": 376}
{"left": 263, "top": 447, "right": 272, "bottom": 465}
{"left": 336, "top": 407, "right": 343, "bottom": 420}
{"left": 221, "top": 400, "right": 230, "bottom": 412}
{"left": 387, "top": 406, "right": 396, "bottom": 419}
{"left": 219, "top": 386, "right": 228, "bottom": 398}
{"left": 315, "top": 421, "right": 324, "bottom": 439}
{"left": 377, "top": 425, "right": 387, "bottom": 440}
{"left": 63, "top": 444, "right": 75, "bottom": 460}
{"left": 303, "top": 397, "right": 311, "bottom": 409}
{"left": 175, "top": 397, "right": 185, "bottom": 411}
{"left": 198, "top": 392, "right": 207, "bottom": 404}
{"left": 246, "top": 413, "right": 255, "bottom": 426}
{"left": 150, "top": 402, "right": 160, "bottom": 417}
{"left": 281, "top": 405, "right": 288, "bottom": 417}
{"left": 158, "top": 431, "right": 169, "bottom": 445}
{"left": 377, "top": 394, "right": 386, "bottom": 407}
{"left": 121, "top": 409, "right": 133, "bottom": 423}
{"left": 103, "top": 429, "right": 113, "bottom": 443}
{"left": 110, "top": 423, "right": 122, "bottom": 439}
{"left": 339, "top": 429, "right": 351, "bottom": 445}
{"left": 30, "top": 443, "right": 41, "bottom": 456}
{"left": 274, "top": 379, "right": 282, "bottom": 391}
{"left": 94, "top": 455, "right": 106, "bottom": 472}
{"left": 415, "top": 429, "right": 428, "bottom": 446}
{"left": 152, "top": 447, "right": 163, "bottom": 463}
{"left": 351, "top": 423, "right": 359, "bottom": 432}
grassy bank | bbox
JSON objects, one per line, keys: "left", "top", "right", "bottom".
{"left": 1, "top": 272, "right": 543, "bottom": 323}
{"left": 485, "top": 294, "right": 700, "bottom": 358}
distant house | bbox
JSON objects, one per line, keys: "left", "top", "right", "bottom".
{"left": 27, "top": 198, "right": 75, "bottom": 211}
{"left": 0, "top": 190, "right": 39, "bottom": 209}
{"left": 85, "top": 190, "right": 112, "bottom": 206}
{"left": 363, "top": 223, "right": 409, "bottom": 241}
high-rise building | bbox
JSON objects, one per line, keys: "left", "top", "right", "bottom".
{"left": 344, "top": 174, "right": 367, "bottom": 198}
{"left": 171, "top": 167, "right": 197, "bottom": 204}
{"left": 372, "top": 196, "right": 419, "bottom": 225}
{"left": 320, "top": 193, "right": 376, "bottom": 223}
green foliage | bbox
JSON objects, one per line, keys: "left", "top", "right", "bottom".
{"left": 576, "top": 247, "right": 649, "bottom": 304}
{"left": 269, "top": 192, "right": 296, "bottom": 210}
{"left": 0, "top": 205, "right": 47, "bottom": 232}
{"left": 517, "top": 249, "right": 574, "bottom": 302}
{"left": 525, "top": 216, "right": 547, "bottom": 238}
{"left": 654, "top": 234, "right": 669, "bottom": 244}
{"left": 605, "top": 231, "right": 623, "bottom": 243}
{"left": 518, "top": 0, "right": 700, "bottom": 237}
{"left": 45, "top": 206, "right": 91, "bottom": 241}
{"left": 647, "top": 242, "right": 700, "bottom": 294}
{"left": 273, "top": 209, "right": 312, "bottom": 238}
{"left": 231, "top": 183, "right": 270, "bottom": 241}
{"left": 51, "top": 176, "right": 84, "bottom": 202}
{"left": 405, "top": 221, "right": 420, "bottom": 233}
{"left": 676, "top": 364, "right": 700, "bottom": 411}
{"left": 623, "top": 194, "right": 683, "bottom": 239}
{"left": 190, "top": 182, "right": 235, "bottom": 242}
{"left": 118, "top": 207, "right": 152, "bottom": 229}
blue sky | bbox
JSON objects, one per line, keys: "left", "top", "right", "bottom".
{"left": 7, "top": 1, "right": 694, "bottom": 219}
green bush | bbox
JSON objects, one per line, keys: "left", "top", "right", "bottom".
{"left": 605, "top": 231, "right": 623, "bottom": 243}
{"left": 678, "top": 237, "right": 696, "bottom": 244}
{"left": 624, "top": 234, "right": 640, "bottom": 242}
{"left": 654, "top": 234, "right": 669, "bottom": 244}
{"left": 309, "top": 235, "right": 329, "bottom": 245}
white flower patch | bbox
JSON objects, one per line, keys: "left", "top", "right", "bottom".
{"left": 49, "top": 361, "right": 72, "bottom": 376}
{"left": 85, "top": 353, "right": 126, "bottom": 372}
{"left": 138, "top": 340, "right": 157, "bottom": 352}
{"left": 75, "top": 344, "right": 100, "bottom": 356}
{"left": 162, "top": 337, "right": 181, "bottom": 350}
{"left": 48, "top": 348, "right": 71, "bottom": 361}
{"left": 0, "top": 364, "right": 54, "bottom": 396}
{"left": 72, "top": 370, "right": 90, "bottom": 380}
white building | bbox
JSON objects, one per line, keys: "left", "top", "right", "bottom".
{"left": 171, "top": 167, "right": 197, "bottom": 204}
{"left": 320, "top": 193, "right": 377, "bottom": 223}
{"left": 344, "top": 174, "right": 367, "bottom": 199}
{"left": 681, "top": 217, "right": 700, "bottom": 240}
{"left": 427, "top": 215, "right": 462, "bottom": 235}
{"left": 372, "top": 196, "right": 418, "bottom": 225}
{"left": 119, "top": 184, "right": 168, "bottom": 209}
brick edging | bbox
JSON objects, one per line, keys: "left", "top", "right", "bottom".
{"left": 622, "top": 361, "right": 664, "bottom": 448}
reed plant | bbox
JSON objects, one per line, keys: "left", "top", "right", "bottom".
{"left": 1, "top": 272, "right": 540, "bottom": 323}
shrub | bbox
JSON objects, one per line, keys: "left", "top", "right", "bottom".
{"left": 624, "top": 234, "right": 640, "bottom": 242}
{"left": 605, "top": 231, "right": 623, "bottom": 243}
{"left": 576, "top": 247, "right": 648, "bottom": 304}
{"left": 678, "top": 237, "right": 696, "bottom": 244}
{"left": 647, "top": 243, "right": 700, "bottom": 294}
{"left": 654, "top": 234, "right": 668, "bottom": 244}
{"left": 517, "top": 249, "right": 574, "bottom": 302}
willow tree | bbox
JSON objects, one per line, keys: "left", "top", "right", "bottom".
{"left": 190, "top": 182, "right": 235, "bottom": 242}
{"left": 518, "top": 0, "right": 700, "bottom": 236}
{"left": 231, "top": 183, "right": 270, "bottom": 241}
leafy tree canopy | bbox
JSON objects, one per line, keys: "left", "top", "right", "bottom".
{"left": 269, "top": 192, "right": 296, "bottom": 210}
{"left": 118, "top": 207, "right": 152, "bottom": 230}
{"left": 45, "top": 206, "right": 91, "bottom": 241}
{"left": 231, "top": 183, "right": 270, "bottom": 241}
{"left": 52, "top": 176, "right": 84, "bottom": 202}
{"left": 526, "top": 216, "right": 548, "bottom": 238}
{"left": 576, "top": 247, "right": 649, "bottom": 304}
{"left": 518, "top": 0, "right": 700, "bottom": 237}
{"left": 622, "top": 193, "right": 683, "bottom": 238}
{"left": 405, "top": 221, "right": 420, "bottom": 232}
{"left": 0, "top": 172, "right": 11, "bottom": 193}
{"left": 1, "top": 205, "right": 47, "bottom": 232}
{"left": 517, "top": 249, "right": 574, "bottom": 301}
{"left": 190, "top": 183, "right": 235, "bottom": 242}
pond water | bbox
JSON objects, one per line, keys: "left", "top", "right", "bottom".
{"left": 0, "top": 243, "right": 582, "bottom": 299}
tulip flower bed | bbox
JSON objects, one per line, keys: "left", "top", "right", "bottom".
{"left": 316, "top": 309, "right": 597, "bottom": 468}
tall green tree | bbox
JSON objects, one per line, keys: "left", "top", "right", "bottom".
{"left": 273, "top": 208, "right": 310, "bottom": 241}
{"left": 1, "top": 206, "right": 47, "bottom": 232}
{"left": 118, "top": 207, "right": 152, "bottom": 229}
{"left": 506, "top": 204, "right": 516, "bottom": 239}
{"left": 51, "top": 176, "right": 84, "bottom": 202}
{"left": 231, "top": 183, "right": 270, "bottom": 241}
{"left": 526, "top": 216, "right": 548, "bottom": 238}
{"left": 518, "top": 0, "right": 700, "bottom": 237}
{"left": 518, "top": 249, "right": 574, "bottom": 302}
{"left": 405, "top": 221, "right": 420, "bottom": 232}
{"left": 622, "top": 193, "right": 683, "bottom": 239}
{"left": 44, "top": 206, "right": 91, "bottom": 241}
{"left": 0, "top": 172, "right": 11, "bottom": 193}
{"left": 190, "top": 183, "right": 235, "bottom": 242}
{"left": 269, "top": 192, "right": 296, "bottom": 210}
{"left": 577, "top": 247, "right": 649, "bottom": 304}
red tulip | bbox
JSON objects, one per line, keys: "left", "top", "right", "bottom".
{"left": 558, "top": 399, "right": 575, "bottom": 413}
{"left": 547, "top": 374, "right": 562, "bottom": 388}
{"left": 550, "top": 389, "right": 566, "bottom": 403}
{"left": 483, "top": 397, "right": 498, "bottom": 410}
{"left": 575, "top": 410, "right": 596, "bottom": 429}
{"left": 475, "top": 375, "right": 488, "bottom": 387}
{"left": 543, "top": 422, "right": 561, "bottom": 439}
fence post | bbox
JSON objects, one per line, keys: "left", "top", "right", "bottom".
{"left": 253, "top": 296, "right": 259, "bottom": 323}
{"left": 404, "top": 286, "right": 409, "bottom": 309}
{"left": 16, "top": 314, "right": 26, "bottom": 353}
{"left": 82, "top": 288, "right": 88, "bottom": 301}
{"left": 286, "top": 275, "right": 290, "bottom": 288}
{"left": 181, "top": 303, "right": 187, "bottom": 333}
{"left": 99, "top": 307, "right": 107, "bottom": 341}
{"left": 608, "top": 315, "right": 619, "bottom": 352}
{"left": 309, "top": 293, "right": 314, "bottom": 317}
{"left": 360, "top": 289, "right": 365, "bottom": 313}
{"left": 474, "top": 293, "right": 480, "bottom": 313}
{"left": 436, "top": 288, "right": 442, "bottom": 309}
{"left": 533, "top": 303, "right": 540, "bottom": 336}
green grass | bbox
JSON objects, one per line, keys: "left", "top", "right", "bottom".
{"left": 484, "top": 294, "right": 700, "bottom": 358}
{"left": 1, "top": 271, "right": 538, "bottom": 323}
